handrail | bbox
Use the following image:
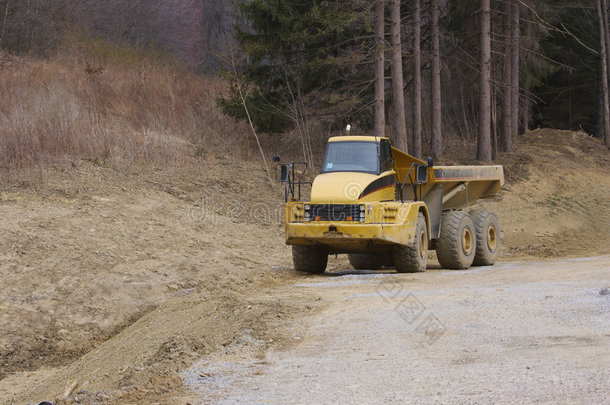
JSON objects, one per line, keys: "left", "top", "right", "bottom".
{"left": 277, "top": 162, "right": 310, "bottom": 202}
{"left": 400, "top": 163, "right": 427, "bottom": 203}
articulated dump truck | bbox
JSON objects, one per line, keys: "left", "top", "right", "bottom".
{"left": 282, "top": 135, "right": 504, "bottom": 274}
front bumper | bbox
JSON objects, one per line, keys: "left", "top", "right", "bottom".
{"left": 284, "top": 201, "right": 428, "bottom": 253}
{"left": 286, "top": 222, "right": 416, "bottom": 252}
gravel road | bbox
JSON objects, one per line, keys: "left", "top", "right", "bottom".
{"left": 184, "top": 256, "right": 610, "bottom": 404}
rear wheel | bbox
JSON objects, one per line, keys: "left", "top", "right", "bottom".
{"left": 348, "top": 253, "right": 384, "bottom": 270}
{"left": 470, "top": 209, "right": 500, "bottom": 266}
{"left": 292, "top": 245, "right": 328, "bottom": 274}
{"left": 436, "top": 211, "right": 476, "bottom": 269}
{"left": 393, "top": 212, "right": 428, "bottom": 273}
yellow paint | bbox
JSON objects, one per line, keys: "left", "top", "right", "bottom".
{"left": 328, "top": 135, "right": 390, "bottom": 142}
{"left": 285, "top": 201, "right": 429, "bottom": 252}
{"left": 310, "top": 171, "right": 395, "bottom": 204}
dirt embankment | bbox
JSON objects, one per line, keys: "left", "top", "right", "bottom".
{"left": 0, "top": 129, "right": 608, "bottom": 403}
{"left": 0, "top": 158, "right": 307, "bottom": 403}
{"left": 487, "top": 129, "right": 610, "bottom": 258}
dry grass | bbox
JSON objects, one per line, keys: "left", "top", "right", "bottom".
{"left": 0, "top": 41, "right": 250, "bottom": 172}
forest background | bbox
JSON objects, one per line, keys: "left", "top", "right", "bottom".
{"left": 1, "top": 0, "right": 608, "bottom": 172}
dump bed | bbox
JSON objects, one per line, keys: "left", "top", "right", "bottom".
{"left": 429, "top": 165, "right": 504, "bottom": 209}
{"left": 392, "top": 147, "right": 504, "bottom": 210}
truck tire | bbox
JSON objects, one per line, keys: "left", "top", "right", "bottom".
{"left": 436, "top": 211, "right": 476, "bottom": 269}
{"left": 292, "top": 245, "right": 328, "bottom": 274}
{"left": 470, "top": 209, "right": 500, "bottom": 266}
{"left": 348, "top": 253, "right": 384, "bottom": 270}
{"left": 393, "top": 212, "right": 428, "bottom": 273}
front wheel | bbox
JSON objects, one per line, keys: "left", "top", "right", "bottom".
{"left": 292, "top": 245, "right": 328, "bottom": 274}
{"left": 393, "top": 212, "right": 428, "bottom": 273}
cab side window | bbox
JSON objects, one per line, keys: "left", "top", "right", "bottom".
{"left": 379, "top": 140, "right": 393, "bottom": 172}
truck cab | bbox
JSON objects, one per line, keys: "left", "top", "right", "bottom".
{"left": 311, "top": 136, "right": 397, "bottom": 203}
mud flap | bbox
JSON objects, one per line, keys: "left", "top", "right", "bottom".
{"left": 423, "top": 185, "right": 443, "bottom": 239}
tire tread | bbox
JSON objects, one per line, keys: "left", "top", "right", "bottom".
{"left": 436, "top": 211, "right": 475, "bottom": 269}
{"left": 471, "top": 209, "right": 500, "bottom": 266}
{"left": 393, "top": 213, "right": 428, "bottom": 273}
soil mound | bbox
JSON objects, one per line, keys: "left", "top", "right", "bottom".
{"left": 484, "top": 128, "right": 610, "bottom": 258}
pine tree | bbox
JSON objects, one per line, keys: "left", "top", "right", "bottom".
{"left": 221, "top": 1, "right": 373, "bottom": 134}
{"left": 510, "top": 0, "right": 520, "bottom": 144}
{"left": 430, "top": 0, "right": 442, "bottom": 159}
{"left": 375, "top": 0, "right": 386, "bottom": 138}
{"left": 478, "top": 0, "right": 492, "bottom": 162}
{"left": 412, "top": 0, "right": 422, "bottom": 158}
{"left": 390, "top": 0, "right": 407, "bottom": 151}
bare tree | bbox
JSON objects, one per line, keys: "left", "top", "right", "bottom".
{"left": 218, "top": 47, "right": 274, "bottom": 185}
{"left": 412, "top": 0, "right": 422, "bottom": 158}
{"left": 510, "top": 0, "right": 520, "bottom": 144}
{"left": 478, "top": 0, "right": 492, "bottom": 163}
{"left": 598, "top": 0, "right": 610, "bottom": 147}
{"left": 375, "top": 0, "right": 386, "bottom": 138}
{"left": 603, "top": 0, "right": 610, "bottom": 147}
{"left": 390, "top": 0, "right": 407, "bottom": 151}
{"left": 0, "top": 0, "right": 83, "bottom": 53}
{"left": 501, "top": 0, "right": 513, "bottom": 152}
{"left": 0, "top": 0, "right": 9, "bottom": 46}
{"left": 430, "top": 0, "right": 442, "bottom": 159}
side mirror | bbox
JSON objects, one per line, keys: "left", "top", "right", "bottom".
{"left": 417, "top": 165, "right": 428, "bottom": 183}
{"left": 279, "top": 164, "right": 289, "bottom": 182}
{"left": 427, "top": 157, "right": 434, "bottom": 168}
{"left": 272, "top": 154, "right": 281, "bottom": 163}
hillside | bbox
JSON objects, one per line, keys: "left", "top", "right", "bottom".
{"left": 0, "top": 127, "right": 608, "bottom": 403}
{"left": 491, "top": 129, "right": 610, "bottom": 258}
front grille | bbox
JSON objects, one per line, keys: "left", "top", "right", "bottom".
{"left": 310, "top": 204, "right": 361, "bottom": 222}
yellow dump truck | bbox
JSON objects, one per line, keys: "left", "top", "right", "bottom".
{"left": 281, "top": 135, "right": 504, "bottom": 273}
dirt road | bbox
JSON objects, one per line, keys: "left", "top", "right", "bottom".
{"left": 184, "top": 256, "right": 610, "bottom": 404}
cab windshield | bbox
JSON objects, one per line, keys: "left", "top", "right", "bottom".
{"left": 321, "top": 141, "right": 379, "bottom": 174}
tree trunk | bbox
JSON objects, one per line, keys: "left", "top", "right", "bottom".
{"left": 375, "top": 0, "right": 386, "bottom": 139}
{"left": 390, "top": 0, "right": 407, "bottom": 152}
{"left": 598, "top": 71, "right": 605, "bottom": 138}
{"left": 236, "top": 82, "right": 273, "bottom": 186}
{"left": 412, "top": 0, "right": 422, "bottom": 158}
{"left": 510, "top": 0, "right": 520, "bottom": 144}
{"left": 430, "top": 0, "right": 442, "bottom": 159}
{"left": 501, "top": 0, "right": 512, "bottom": 152}
{"left": 603, "top": 0, "right": 610, "bottom": 89}
{"left": 477, "top": 0, "right": 492, "bottom": 163}
{"left": 598, "top": 0, "right": 610, "bottom": 147}
{"left": 521, "top": 76, "right": 531, "bottom": 133}
{"left": 390, "top": 98, "right": 398, "bottom": 144}
{"left": 492, "top": 82, "right": 498, "bottom": 160}
{"left": 0, "top": 1, "right": 9, "bottom": 46}
{"left": 603, "top": 0, "right": 610, "bottom": 146}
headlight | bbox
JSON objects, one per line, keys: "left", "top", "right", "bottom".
{"left": 305, "top": 211, "right": 310, "bottom": 218}
{"left": 359, "top": 204, "right": 365, "bottom": 211}
{"left": 304, "top": 204, "right": 311, "bottom": 211}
